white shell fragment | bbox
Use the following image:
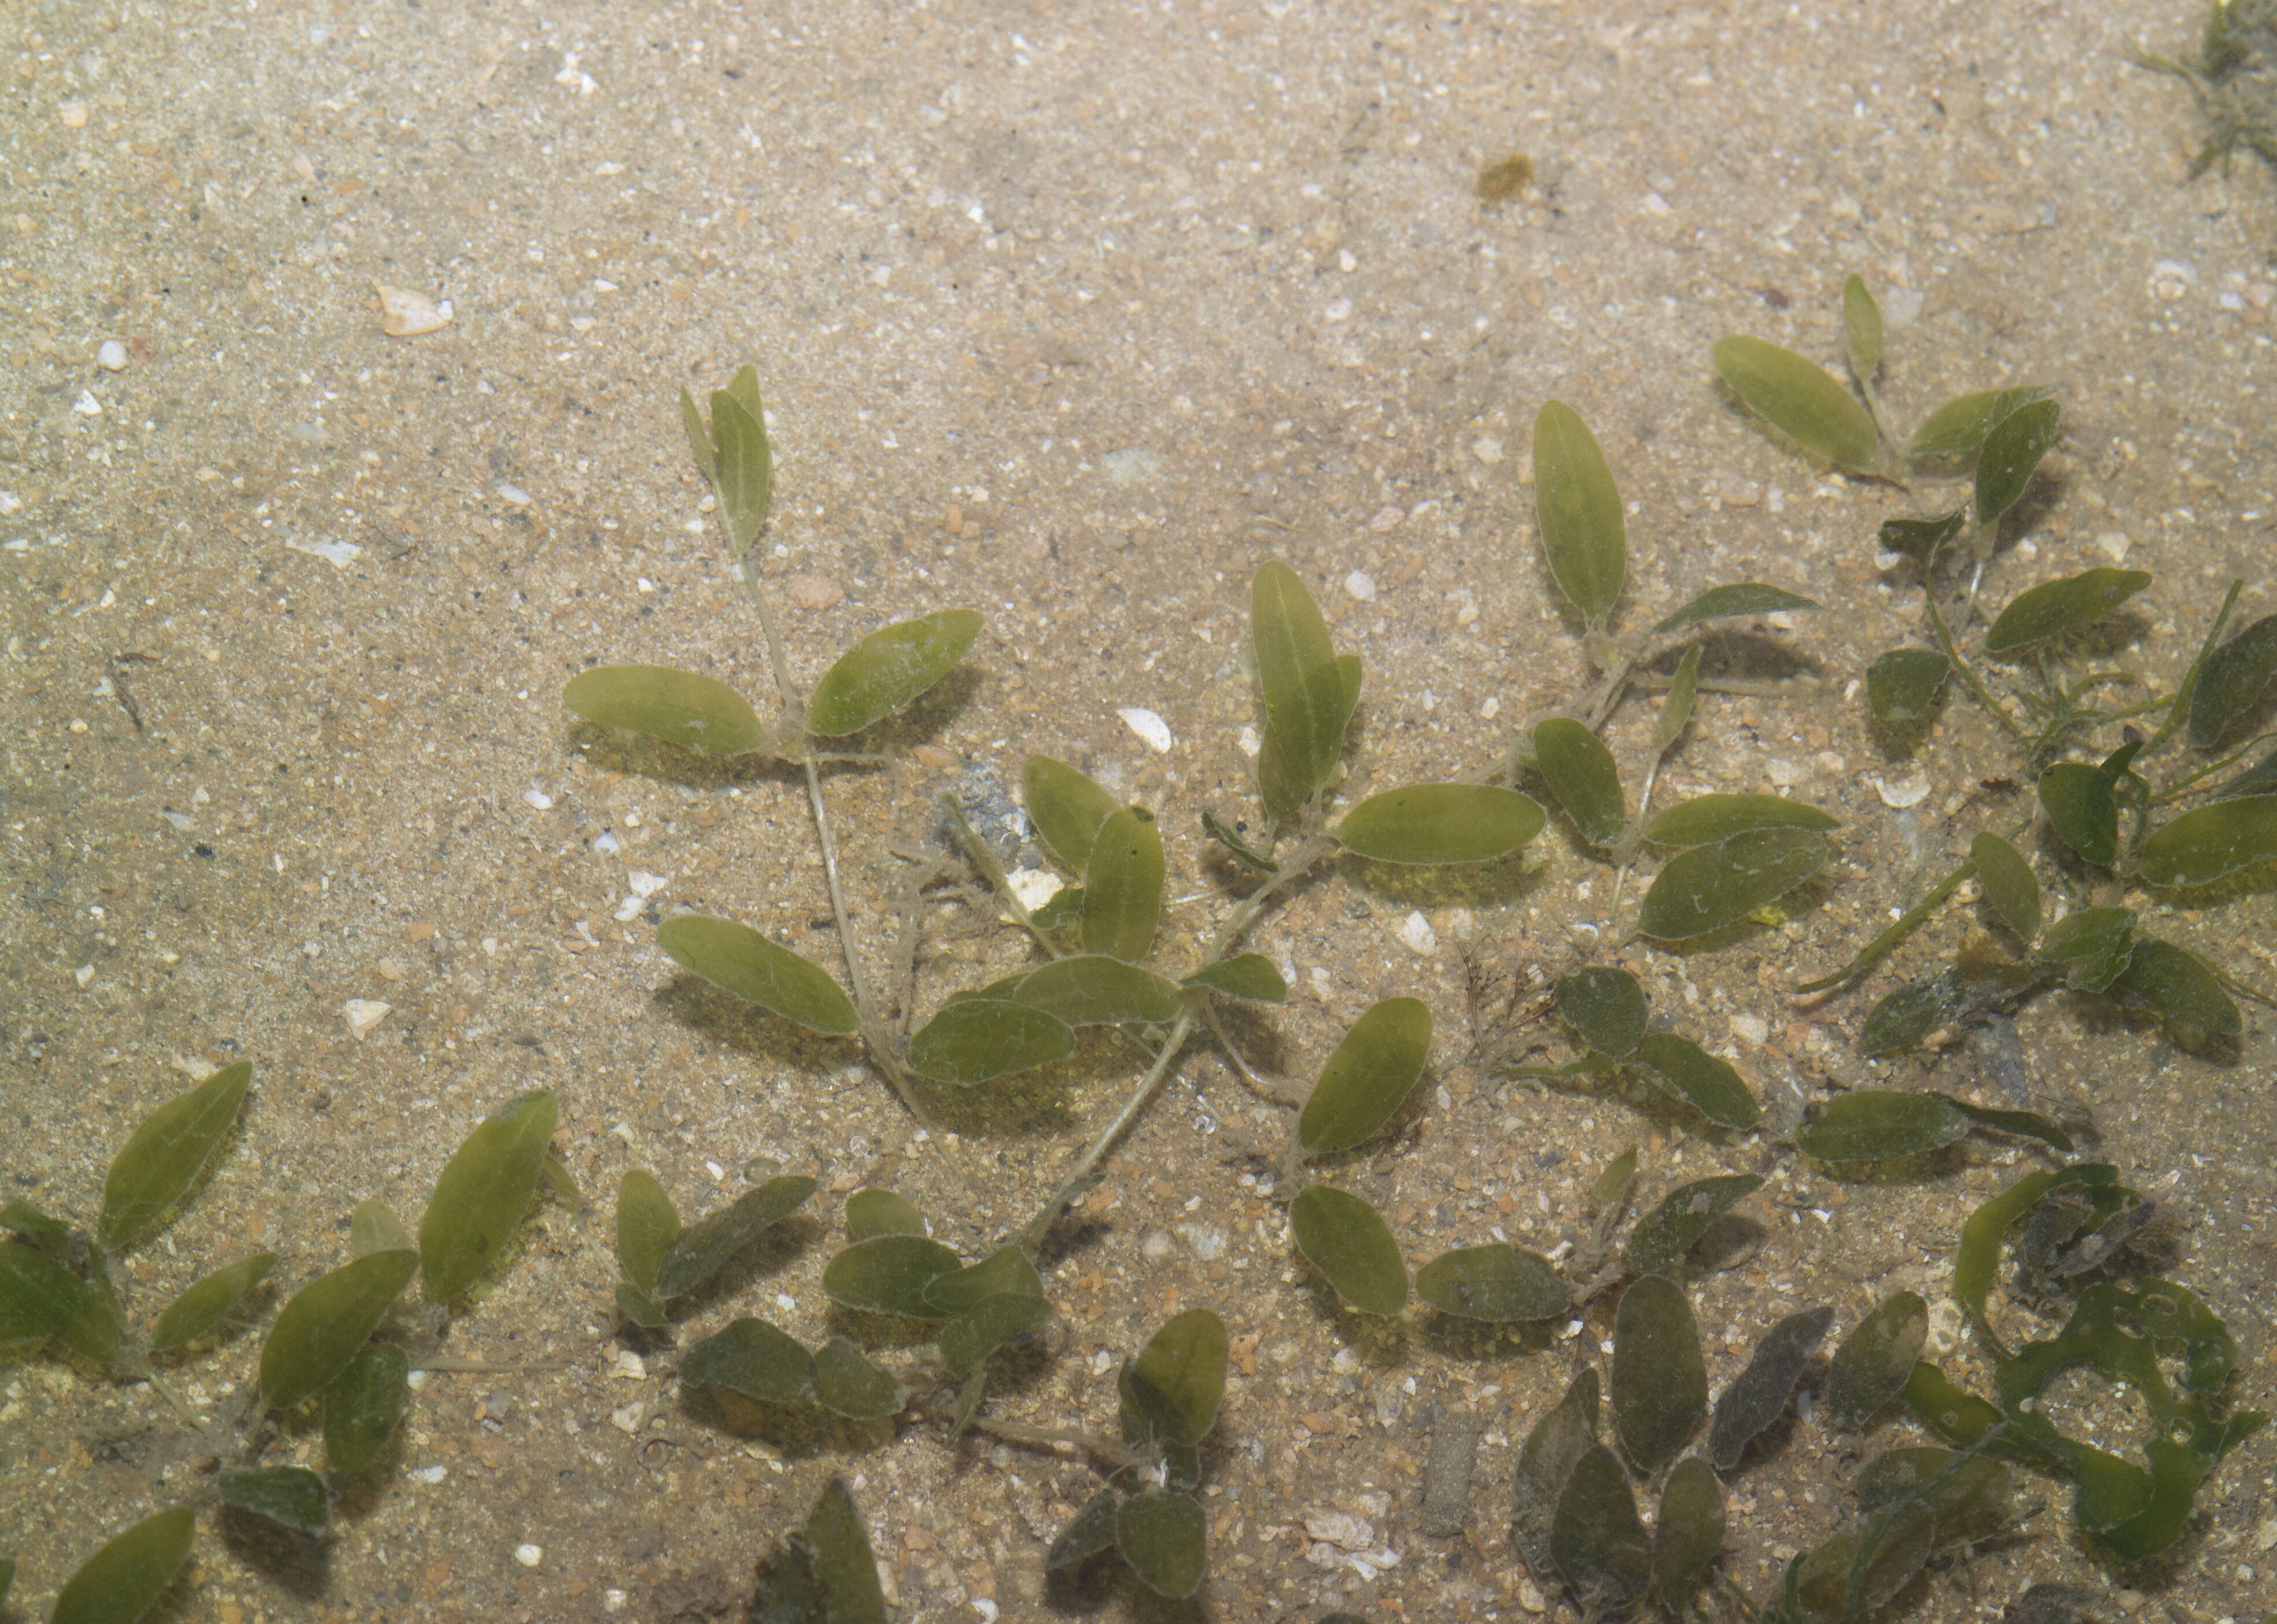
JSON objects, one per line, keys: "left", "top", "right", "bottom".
{"left": 375, "top": 285, "right": 454, "bottom": 337}
{"left": 1397, "top": 910, "right": 1438, "bottom": 956}
{"left": 1871, "top": 769, "right": 1932, "bottom": 809}
{"left": 286, "top": 537, "right": 363, "bottom": 570}
{"left": 343, "top": 999, "right": 393, "bottom": 1039}
{"left": 1117, "top": 706, "right": 1174, "bottom": 754}
{"left": 96, "top": 339, "right": 128, "bottom": 371}
{"left": 524, "top": 788, "right": 555, "bottom": 810}
{"left": 514, "top": 1543, "right": 544, "bottom": 1568}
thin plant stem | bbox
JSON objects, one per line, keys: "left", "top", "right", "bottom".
{"left": 2138, "top": 577, "right": 2242, "bottom": 762}
{"left": 805, "top": 758, "right": 933, "bottom": 1127}
{"left": 958, "top": 1412, "right": 1134, "bottom": 1469}
{"left": 943, "top": 796, "right": 1066, "bottom": 962}
{"left": 1925, "top": 583, "right": 2028, "bottom": 740}
{"left": 1019, "top": 1008, "right": 1197, "bottom": 1254}
{"left": 1795, "top": 855, "right": 1976, "bottom": 998}
{"left": 731, "top": 558, "right": 802, "bottom": 721}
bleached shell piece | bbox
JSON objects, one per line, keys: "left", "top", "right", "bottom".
{"left": 375, "top": 285, "right": 454, "bottom": 337}
{"left": 344, "top": 999, "right": 393, "bottom": 1038}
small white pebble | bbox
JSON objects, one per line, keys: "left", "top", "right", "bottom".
{"left": 1479, "top": 695, "right": 1501, "bottom": 719}
{"left": 375, "top": 285, "right": 452, "bottom": 337}
{"left": 1926, "top": 1297, "right": 1966, "bottom": 1357}
{"left": 1367, "top": 504, "right": 1404, "bottom": 533}
{"left": 74, "top": 964, "right": 95, "bottom": 988}
{"left": 343, "top": 999, "right": 392, "bottom": 1039}
{"left": 605, "top": 1590, "right": 628, "bottom": 1614}
{"left": 1141, "top": 1230, "right": 1174, "bottom": 1262}
{"left": 410, "top": 1463, "right": 445, "bottom": 1482}
{"left": 1872, "top": 770, "right": 1932, "bottom": 810}
{"left": 972, "top": 1603, "right": 1000, "bottom": 1623}
{"left": 1236, "top": 724, "right": 1261, "bottom": 759}
{"left": 515, "top": 1542, "right": 543, "bottom": 1568}
{"left": 524, "top": 788, "right": 555, "bottom": 811}
{"left": 96, "top": 339, "right": 128, "bottom": 371}
{"left": 1454, "top": 598, "right": 1479, "bottom": 626}
{"left": 1007, "top": 868, "right": 1060, "bottom": 911}
{"left": 1344, "top": 570, "right": 1378, "bottom": 603}
{"left": 1397, "top": 910, "right": 1438, "bottom": 956}
{"left": 496, "top": 482, "right": 532, "bottom": 507}
{"left": 2095, "top": 530, "right": 2132, "bottom": 563}
{"left": 610, "top": 1350, "right": 646, "bottom": 1381}
{"left": 1729, "top": 1012, "right": 1769, "bottom": 1046}
{"left": 628, "top": 870, "right": 670, "bottom": 898}
{"left": 73, "top": 390, "right": 103, "bottom": 416}
{"left": 1471, "top": 435, "right": 1504, "bottom": 465}
{"left": 1117, "top": 706, "right": 1174, "bottom": 754}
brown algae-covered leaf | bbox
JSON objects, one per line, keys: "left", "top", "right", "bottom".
{"left": 681, "top": 1316, "right": 816, "bottom": 1406}
{"left": 1117, "top": 1489, "right": 1208, "bottom": 1599}
{"left": 220, "top": 1465, "right": 329, "bottom": 1534}
{"left": 1554, "top": 966, "right": 1649, "bottom": 1059}
{"left": 845, "top": 1188, "right": 928, "bottom": 1241}
{"left": 1532, "top": 401, "right": 1627, "bottom": 625}
{"left": 1854, "top": 1447, "right": 2013, "bottom": 1548}
{"left": 1334, "top": 783, "right": 1546, "bottom": 865}
{"left": 2187, "top": 613, "right": 2277, "bottom": 745}
{"left": 1712, "top": 335, "right": 1884, "bottom": 472}
{"left": 1014, "top": 955, "right": 1182, "bottom": 1027}
{"left": 1711, "top": 1305, "right": 1836, "bottom": 1470}
{"left": 813, "top": 1335, "right": 904, "bottom": 1420}
{"left": 1876, "top": 508, "right": 1971, "bottom": 568}
{"left": 350, "top": 1198, "right": 414, "bottom": 1257}
{"left": 1796, "top": 1091, "right": 1970, "bottom": 1163}
{"left": 1200, "top": 808, "right": 1276, "bottom": 874}
{"left": 1826, "top": 1293, "right": 1929, "bottom": 1430}
{"left": 1022, "top": 755, "right": 1121, "bottom": 874}
{"left": 1416, "top": 1244, "right": 1569, "bottom": 1322}
{"left": 938, "top": 1293, "right": 1051, "bottom": 1378}
{"left": 805, "top": 609, "right": 983, "bottom": 737}
{"left": 1298, "top": 996, "right": 1433, "bottom": 1156}
{"left": 804, "top": 1476, "right": 890, "bottom": 1624}
{"left": 658, "top": 914, "right": 860, "bottom": 1035}
{"left": 922, "top": 1245, "right": 1044, "bottom": 1316}
{"left": 2137, "top": 795, "right": 2277, "bottom": 888}
{"left": 563, "top": 665, "right": 770, "bottom": 757}
{"left": 614, "top": 1170, "right": 680, "bottom": 1297}
{"left": 148, "top": 1252, "right": 278, "bottom": 1353}
{"left": 1532, "top": 717, "right": 1627, "bottom": 846}
{"left": 98, "top": 1060, "right": 252, "bottom": 1252}
{"left": 654, "top": 1175, "right": 815, "bottom": 1301}
{"left": 1082, "top": 806, "right": 1165, "bottom": 962}
{"left": 2036, "top": 906, "right": 2138, "bottom": 993}
{"left": 1632, "top": 1032, "right": 1763, "bottom": 1131}
{"left": 1627, "top": 1175, "right": 1764, "bottom": 1275}
{"left": 418, "top": 1088, "right": 558, "bottom": 1303}
{"left": 2036, "top": 762, "right": 2120, "bottom": 868}
{"left": 1181, "top": 953, "right": 1287, "bottom": 1002}
{"left": 1652, "top": 1455, "right": 1727, "bottom": 1615}
{"left": 1856, "top": 953, "right": 2045, "bottom": 1057}
{"left": 1289, "top": 1184, "right": 1409, "bottom": 1315}
{"left": 1515, "top": 1366, "right": 1602, "bottom": 1573}
{"left": 1867, "top": 647, "right": 1951, "bottom": 728}
{"left": 1906, "top": 386, "right": 2054, "bottom": 462}
{"left": 1644, "top": 793, "right": 1840, "bottom": 846}
{"left": 908, "top": 998, "right": 1077, "bottom": 1086}
{"left": 1612, "top": 1274, "right": 1708, "bottom": 1471}
{"left": 1047, "top": 1489, "right": 1123, "bottom": 1571}
{"left": 1123, "top": 1309, "right": 1231, "bottom": 1448}
{"left": 707, "top": 388, "right": 772, "bottom": 555}
{"left": 1593, "top": 1146, "right": 1640, "bottom": 1214}
{"left": 821, "top": 1233, "right": 961, "bottom": 1319}
{"left": 1984, "top": 568, "right": 2151, "bottom": 656}
{"left": 50, "top": 1506, "right": 196, "bottom": 1624}
{"left": 1650, "top": 583, "right": 1820, "bottom": 635}
{"left": 1971, "top": 831, "right": 2040, "bottom": 943}
{"left": 323, "top": 1339, "right": 410, "bottom": 1472}
{"left": 1842, "top": 273, "right": 1883, "bottom": 378}
{"left": 1793, "top": 1509, "right": 1936, "bottom": 1623}
{"left": 1551, "top": 1443, "right": 1651, "bottom": 1610}
{"left": 2110, "top": 936, "right": 2241, "bottom": 1049}
{"left": 260, "top": 1248, "right": 418, "bottom": 1412}
{"left": 1251, "top": 559, "right": 1353, "bottom": 803}
{"left": 1973, "top": 397, "right": 2065, "bottom": 528}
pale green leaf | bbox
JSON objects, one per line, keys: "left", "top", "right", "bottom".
{"left": 1251, "top": 560, "right": 1353, "bottom": 808}
{"left": 418, "top": 1088, "right": 558, "bottom": 1303}
{"left": 563, "top": 665, "right": 770, "bottom": 756}
{"left": 1867, "top": 647, "right": 1951, "bottom": 727}
{"left": 1974, "top": 397, "right": 2065, "bottom": 527}
{"left": 845, "top": 1189, "right": 928, "bottom": 1241}
{"left": 1013, "top": 954, "right": 1181, "bottom": 1026}
{"left": 1416, "top": 1244, "right": 1569, "bottom": 1322}
{"left": 1611, "top": 1274, "right": 1707, "bottom": 1470}
{"left": 323, "top": 1340, "right": 410, "bottom": 1472}
{"left": 806, "top": 609, "right": 982, "bottom": 736}
{"left": 349, "top": 1199, "right": 413, "bottom": 1257}
{"left": 1289, "top": 1184, "right": 1408, "bottom": 1315}
{"left": 658, "top": 914, "right": 860, "bottom": 1035}
{"left": 654, "top": 1176, "right": 815, "bottom": 1301}
{"left": 614, "top": 1170, "right": 680, "bottom": 1297}
{"left": 1795, "top": 1091, "right": 1970, "bottom": 1162}
{"left": 220, "top": 1465, "right": 329, "bottom": 1534}
{"left": 821, "top": 1234, "right": 961, "bottom": 1318}
{"left": 1554, "top": 966, "right": 1648, "bottom": 1058}
{"left": 1532, "top": 718, "right": 1627, "bottom": 846}
{"left": 1984, "top": 568, "right": 2151, "bottom": 656}
{"left": 1117, "top": 1490, "right": 1208, "bottom": 1599}
{"left": 908, "top": 998, "right": 1077, "bottom": 1086}
{"left": 149, "top": 1252, "right": 277, "bottom": 1352}
{"left": 1650, "top": 583, "right": 1819, "bottom": 635}
{"left": 709, "top": 387, "right": 773, "bottom": 554}
{"left": 1181, "top": 953, "right": 1288, "bottom": 1002}
{"left": 260, "top": 1249, "right": 418, "bottom": 1412}
{"left": 1635, "top": 827, "right": 1830, "bottom": 940}
{"left": 1712, "top": 334, "right": 1883, "bottom": 472}
{"left": 99, "top": 1060, "right": 252, "bottom": 1252}
{"left": 50, "top": 1507, "right": 194, "bottom": 1624}
{"left": 1335, "top": 783, "right": 1546, "bottom": 865}
{"left": 681, "top": 1316, "right": 815, "bottom": 1405}
{"left": 1081, "top": 805, "right": 1165, "bottom": 962}
{"left": 2188, "top": 614, "right": 2277, "bottom": 745}
{"left": 1023, "top": 755, "right": 1120, "bottom": 874}
{"left": 1532, "top": 401, "right": 1627, "bottom": 625}
{"left": 2138, "top": 796, "right": 2277, "bottom": 887}
{"left": 1644, "top": 793, "right": 1840, "bottom": 846}
{"left": 1906, "top": 386, "right": 2053, "bottom": 461}
{"left": 1298, "top": 996, "right": 1432, "bottom": 1156}
{"left": 1843, "top": 274, "right": 1882, "bottom": 378}
{"left": 1633, "top": 1032, "right": 1762, "bottom": 1130}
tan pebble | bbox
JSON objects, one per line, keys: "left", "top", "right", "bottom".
{"left": 783, "top": 573, "right": 845, "bottom": 611}
{"left": 375, "top": 285, "right": 452, "bottom": 337}
{"left": 1717, "top": 478, "right": 1763, "bottom": 507}
{"left": 912, "top": 744, "right": 959, "bottom": 770}
{"left": 377, "top": 958, "right": 407, "bottom": 982}
{"left": 405, "top": 921, "right": 437, "bottom": 942}
{"left": 1517, "top": 1575, "right": 1548, "bottom": 1612}
{"left": 60, "top": 101, "right": 90, "bottom": 128}
{"left": 1367, "top": 503, "right": 1405, "bottom": 532}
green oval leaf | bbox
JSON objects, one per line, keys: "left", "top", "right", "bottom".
{"left": 1709, "top": 1304, "right": 1834, "bottom": 1470}
{"left": 2188, "top": 614, "right": 2277, "bottom": 745}
{"left": 1867, "top": 647, "right": 1951, "bottom": 728}
{"left": 1123, "top": 1308, "right": 1230, "bottom": 1448}
{"left": 0, "top": 1244, "right": 99, "bottom": 1358}
{"left": 1712, "top": 334, "right": 1883, "bottom": 472}
{"left": 1985, "top": 567, "right": 2151, "bottom": 656}
{"left": 614, "top": 1170, "right": 680, "bottom": 1297}
{"left": 1855, "top": 1446, "right": 2013, "bottom": 1548}
{"left": 1825, "top": 1291, "right": 1929, "bottom": 1431}
{"left": 1513, "top": 1367, "right": 1602, "bottom": 1575}
{"left": 1014, "top": 955, "right": 1182, "bottom": 1027}
{"left": 2111, "top": 935, "right": 2241, "bottom": 1049}
{"left": 1637, "top": 826, "right": 1830, "bottom": 941}
{"left": 1181, "top": 953, "right": 1288, "bottom": 1002}
{"left": 796, "top": 1476, "right": 889, "bottom": 1624}
{"left": 1117, "top": 1489, "right": 1208, "bottom": 1600}
{"left": 1288, "top": 1184, "right": 1408, "bottom": 1315}
{"left": 922, "top": 1245, "right": 1045, "bottom": 1316}
{"left": 654, "top": 1175, "right": 816, "bottom": 1301}
{"left": 845, "top": 1188, "right": 929, "bottom": 1241}
{"left": 615, "top": 1283, "right": 667, "bottom": 1330}
{"left": 1554, "top": 966, "right": 1648, "bottom": 1059}
{"left": 708, "top": 387, "right": 773, "bottom": 554}
{"left": 2138, "top": 795, "right": 2277, "bottom": 887}
{"left": 1335, "top": 783, "right": 1546, "bottom": 865}
{"left": 323, "top": 1340, "right": 410, "bottom": 1472}
{"left": 679, "top": 386, "right": 716, "bottom": 481}
{"left": 260, "top": 1248, "right": 418, "bottom": 1412}
{"left": 821, "top": 1234, "right": 962, "bottom": 1319}
{"left": 563, "top": 665, "right": 770, "bottom": 756}
{"left": 149, "top": 1252, "right": 278, "bottom": 1353}
{"left": 350, "top": 1198, "right": 414, "bottom": 1257}
{"left": 1082, "top": 806, "right": 1165, "bottom": 962}
{"left": 1298, "top": 996, "right": 1433, "bottom": 1156}
{"left": 1657, "top": 643, "right": 1702, "bottom": 752}
{"left": 658, "top": 914, "right": 860, "bottom": 1036}
{"left": 1652, "top": 1454, "right": 1727, "bottom": 1615}
{"left": 1795, "top": 1091, "right": 1970, "bottom": 1163}
{"left": 2037, "top": 762, "right": 2120, "bottom": 867}
{"left": 99, "top": 1061, "right": 252, "bottom": 1252}
{"left": 1645, "top": 793, "right": 1840, "bottom": 846}
{"left": 939, "top": 1292, "right": 1051, "bottom": 1378}
{"left": 1532, "top": 718, "right": 1627, "bottom": 846}
{"left": 1971, "top": 831, "right": 2040, "bottom": 943}
{"left": 1046, "top": 1490, "right": 1122, "bottom": 1571}
{"left": 1627, "top": 1175, "right": 1763, "bottom": 1275}
{"left": 1416, "top": 1244, "right": 1569, "bottom": 1322}
{"left": 908, "top": 998, "right": 1077, "bottom": 1086}
{"left": 1632, "top": 1032, "right": 1762, "bottom": 1131}
{"left": 1611, "top": 1274, "right": 1708, "bottom": 1471}
{"left": 1551, "top": 1443, "right": 1650, "bottom": 1610}
{"left": 1650, "top": 583, "right": 1820, "bottom": 635}
{"left": 220, "top": 1465, "right": 329, "bottom": 1534}
{"left": 806, "top": 608, "right": 982, "bottom": 736}
{"left": 681, "top": 1316, "right": 815, "bottom": 1405}
{"left": 813, "top": 1335, "right": 904, "bottom": 1420}
{"left": 418, "top": 1088, "right": 557, "bottom": 1304}
{"left": 1843, "top": 274, "right": 1883, "bottom": 378}
{"left": 1532, "top": 401, "right": 1627, "bottom": 625}
{"left": 1876, "top": 508, "right": 1972, "bottom": 567}
{"left": 1030, "top": 887, "right": 1084, "bottom": 931}
{"left": 2037, "top": 906, "right": 2138, "bottom": 992}
{"left": 1, "top": 1198, "right": 68, "bottom": 1252}
{"left": 50, "top": 1507, "right": 195, "bottom": 1624}
{"left": 1974, "top": 396, "right": 2065, "bottom": 527}
{"left": 1906, "top": 386, "right": 2054, "bottom": 462}
{"left": 1251, "top": 560, "right": 1354, "bottom": 809}
{"left": 1023, "top": 755, "right": 1120, "bottom": 874}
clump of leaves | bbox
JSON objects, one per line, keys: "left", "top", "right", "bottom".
{"left": 1509, "top": 963, "right": 1766, "bottom": 1134}
{"left": 2136, "top": 0, "right": 2277, "bottom": 177}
